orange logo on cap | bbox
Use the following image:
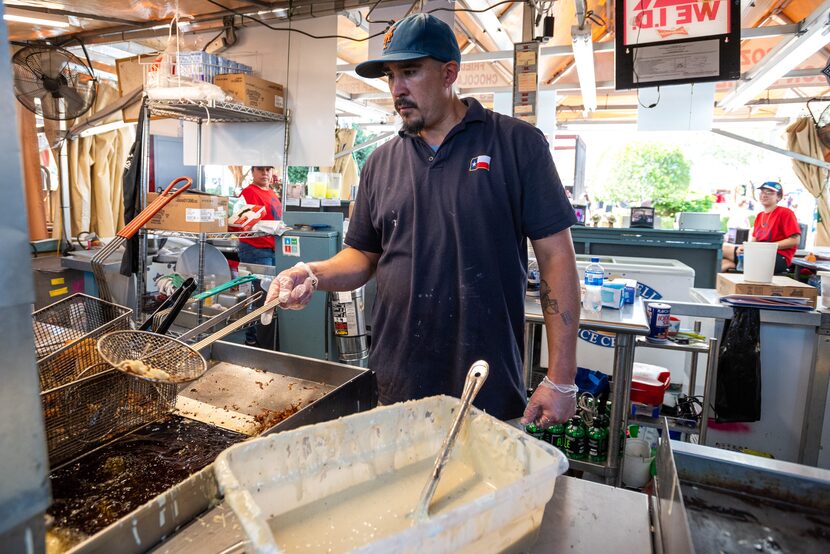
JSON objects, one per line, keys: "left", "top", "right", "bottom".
{"left": 383, "top": 24, "right": 396, "bottom": 50}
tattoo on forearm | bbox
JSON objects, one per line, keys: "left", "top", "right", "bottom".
{"left": 560, "top": 310, "right": 574, "bottom": 326}
{"left": 540, "top": 280, "right": 560, "bottom": 315}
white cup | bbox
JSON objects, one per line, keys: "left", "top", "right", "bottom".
{"left": 742, "top": 241, "right": 778, "bottom": 283}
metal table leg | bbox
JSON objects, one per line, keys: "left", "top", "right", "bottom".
{"left": 609, "top": 332, "right": 637, "bottom": 487}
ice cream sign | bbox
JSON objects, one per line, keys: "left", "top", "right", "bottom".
{"left": 624, "top": 0, "right": 731, "bottom": 46}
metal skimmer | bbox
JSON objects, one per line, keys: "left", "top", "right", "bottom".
{"left": 97, "top": 297, "right": 281, "bottom": 384}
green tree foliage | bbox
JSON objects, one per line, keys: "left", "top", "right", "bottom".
{"left": 352, "top": 126, "right": 379, "bottom": 173}
{"left": 287, "top": 166, "right": 309, "bottom": 184}
{"left": 605, "top": 143, "right": 703, "bottom": 217}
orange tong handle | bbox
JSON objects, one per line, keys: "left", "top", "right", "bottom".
{"left": 118, "top": 177, "right": 193, "bottom": 239}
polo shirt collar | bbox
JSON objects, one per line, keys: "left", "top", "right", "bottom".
{"left": 397, "top": 97, "right": 486, "bottom": 139}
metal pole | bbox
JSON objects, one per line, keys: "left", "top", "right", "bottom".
{"left": 136, "top": 100, "right": 150, "bottom": 320}
{"left": 699, "top": 336, "right": 719, "bottom": 445}
{"left": 687, "top": 320, "right": 702, "bottom": 397}
{"left": 280, "top": 109, "right": 290, "bottom": 216}
{"left": 196, "top": 121, "right": 203, "bottom": 192}
{"left": 197, "top": 232, "right": 206, "bottom": 324}
{"left": 59, "top": 127, "right": 71, "bottom": 245}
{"left": 609, "top": 332, "right": 636, "bottom": 486}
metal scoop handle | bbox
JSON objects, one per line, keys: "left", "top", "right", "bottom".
{"left": 191, "top": 297, "right": 281, "bottom": 351}
{"left": 414, "top": 360, "right": 489, "bottom": 521}
{"left": 177, "top": 291, "right": 264, "bottom": 343}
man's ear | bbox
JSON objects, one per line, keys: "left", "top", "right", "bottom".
{"left": 443, "top": 61, "right": 460, "bottom": 88}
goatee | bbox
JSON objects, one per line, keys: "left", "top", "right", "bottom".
{"left": 400, "top": 117, "right": 425, "bottom": 135}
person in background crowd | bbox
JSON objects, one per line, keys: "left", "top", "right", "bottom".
{"left": 238, "top": 165, "right": 282, "bottom": 346}
{"left": 722, "top": 182, "right": 801, "bottom": 273}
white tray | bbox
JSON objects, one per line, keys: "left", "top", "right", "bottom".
{"left": 214, "top": 395, "right": 568, "bottom": 554}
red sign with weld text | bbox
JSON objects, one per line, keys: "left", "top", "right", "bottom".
{"left": 624, "top": 0, "right": 731, "bottom": 46}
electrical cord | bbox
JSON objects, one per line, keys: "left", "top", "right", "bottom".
{"left": 630, "top": 19, "right": 661, "bottom": 109}
{"left": 577, "top": 392, "right": 599, "bottom": 426}
{"left": 428, "top": 0, "right": 519, "bottom": 15}
{"left": 205, "top": 0, "right": 391, "bottom": 42}
{"left": 365, "top": 0, "right": 393, "bottom": 24}
{"left": 206, "top": 0, "right": 525, "bottom": 43}
{"left": 584, "top": 10, "right": 606, "bottom": 27}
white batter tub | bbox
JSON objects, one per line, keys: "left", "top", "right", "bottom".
{"left": 214, "top": 395, "right": 568, "bottom": 554}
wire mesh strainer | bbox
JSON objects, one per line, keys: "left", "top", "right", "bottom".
{"left": 97, "top": 297, "right": 280, "bottom": 384}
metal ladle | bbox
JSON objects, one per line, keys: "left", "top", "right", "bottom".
{"left": 96, "top": 297, "right": 281, "bottom": 384}
{"left": 413, "top": 360, "right": 489, "bottom": 521}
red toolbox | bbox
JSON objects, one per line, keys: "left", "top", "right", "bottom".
{"left": 631, "top": 362, "right": 671, "bottom": 406}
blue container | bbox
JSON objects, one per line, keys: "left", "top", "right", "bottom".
{"left": 623, "top": 285, "right": 636, "bottom": 304}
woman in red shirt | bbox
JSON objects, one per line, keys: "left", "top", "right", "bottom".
{"left": 238, "top": 166, "right": 282, "bottom": 346}
{"left": 722, "top": 182, "right": 801, "bottom": 273}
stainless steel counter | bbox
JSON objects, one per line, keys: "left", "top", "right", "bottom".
{"left": 525, "top": 296, "right": 651, "bottom": 334}
{"left": 524, "top": 298, "right": 651, "bottom": 485}
{"left": 151, "top": 476, "right": 652, "bottom": 554}
{"left": 669, "top": 289, "right": 830, "bottom": 469}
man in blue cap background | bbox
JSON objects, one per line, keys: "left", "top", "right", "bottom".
{"left": 264, "top": 13, "right": 580, "bottom": 426}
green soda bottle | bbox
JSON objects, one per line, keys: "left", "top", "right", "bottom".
{"left": 588, "top": 418, "right": 608, "bottom": 463}
{"left": 564, "top": 416, "right": 587, "bottom": 460}
{"left": 545, "top": 422, "right": 565, "bottom": 450}
{"left": 525, "top": 422, "right": 545, "bottom": 440}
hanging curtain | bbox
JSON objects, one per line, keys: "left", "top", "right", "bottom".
{"left": 320, "top": 128, "right": 358, "bottom": 200}
{"left": 786, "top": 117, "right": 830, "bottom": 246}
{"left": 67, "top": 83, "right": 135, "bottom": 237}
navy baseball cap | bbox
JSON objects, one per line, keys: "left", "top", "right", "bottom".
{"left": 758, "top": 181, "right": 783, "bottom": 194}
{"left": 355, "top": 13, "right": 461, "bottom": 79}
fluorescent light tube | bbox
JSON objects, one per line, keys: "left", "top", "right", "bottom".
{"left": 571, "top": 24, "right": 597, "bottom": 113}
{"left": 4, "top": 14, "right": 70, "bottom": 28}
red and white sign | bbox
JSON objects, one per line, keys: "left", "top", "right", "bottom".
{"left": 624, "top": 0, "right": 730, "bottom": 46}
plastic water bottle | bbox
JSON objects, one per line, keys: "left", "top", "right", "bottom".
{"left": 583, "top": 257, "right": 604, "bottom": 314}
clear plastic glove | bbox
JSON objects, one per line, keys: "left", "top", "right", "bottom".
{"left": 520, "top": 382, "right": 577, "bottom": 428}
{"left": 260, "top": 262, "right": 318, "bottom": 325}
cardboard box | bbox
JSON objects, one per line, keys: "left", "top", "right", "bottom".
{"left": 145, "top": 192, "right": 228, "bottom": 233}
{"left": 214, "top": 74, "right": 285, "bottom": 115}
{"left": 716, "top": 273, "right": 818, "bottom": 307}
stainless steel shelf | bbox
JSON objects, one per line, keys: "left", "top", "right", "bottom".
{"left": 568, "top": 458, "right": 615, "bottom": 476}
{"left": 635, "top": 337, "right": 710, "bottom": 353}
{"left": 145, "top": 229, "right": 267, "bottom": 240}
{"left": 631, "top": 414, "right": 700, "bottom": 435}
{"left": 147, "top": 99, "right": 286, "bottom": 123}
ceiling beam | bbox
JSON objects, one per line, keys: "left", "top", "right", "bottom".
{"left": 458, "top": 0, "right": 516, "bottom": 50}
{"left": 712, "top": 128, "right": 830, "bottom": 169}
{"left": 337, "top": 23, "right": 799, "bottom": 73}
{"left": 3, "top": 3, "right": 143, "bottom": 27}
{"left": 337, "top": 57, "right": 388, "bottom": 92}
{"left": 48, "top": 0, "right": 390, "bottom": 44}
{"left": 719, "top": 0, "right": 830, "bottom": 110}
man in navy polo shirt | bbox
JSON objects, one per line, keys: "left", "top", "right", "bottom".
{"left": 263, "top": 13, "right": 580, "bottom": 424}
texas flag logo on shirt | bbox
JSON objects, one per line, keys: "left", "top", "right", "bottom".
{"left": 469, "top": 155, "right": 491, "bottom": 172}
